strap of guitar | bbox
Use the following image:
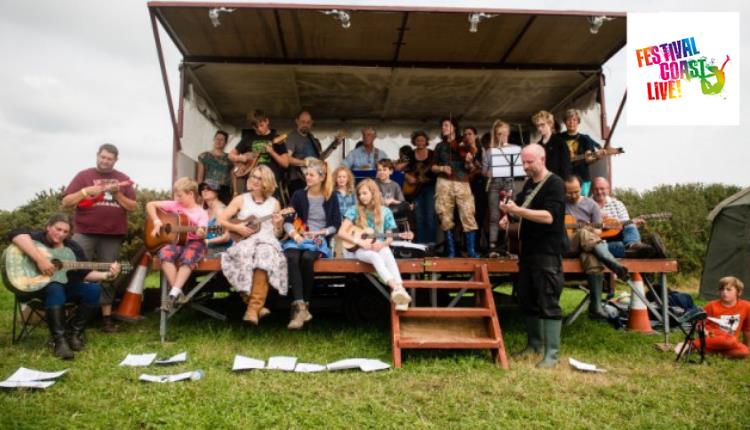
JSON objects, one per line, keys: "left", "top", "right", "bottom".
{"left": 514, "top": 172, "right": 552, "bottom": 254}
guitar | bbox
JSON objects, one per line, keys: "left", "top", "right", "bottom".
{"left": 570, "top": 147, "right": 624, "bottom": 163}
{"left": 281, "top": 217, "right": 332, "bottom": 257}
{"left": 233, "top": 134, "right": 288, "bottom": 178}
{"left": 77, "top": 180, "right": 134, "bottom": 208}
{"left": 1, "top": 242, "right": 132, "bottom": 295}
{"left": 144, "top": 208, "right": 224, "bottom": 251}
{"left": 225, "top": 207, "right": 296, "bottom": 242}
{"left": 319, "top": 129, "right": 348, "bottom": 161}
{"left": 341, "top": 226, "right": 414, "bottom": 251}
{"left": 564, "top": 212, "right": 672, "bottom": 240}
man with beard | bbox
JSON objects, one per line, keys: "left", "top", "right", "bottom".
{"left": 61, "top": 143, "right": 136, "bottom": 332}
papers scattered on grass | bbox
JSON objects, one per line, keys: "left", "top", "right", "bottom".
{"left": 120, "top": 353, "right": 157, "bottom": 367}
{"left": 569, "top": 357, "right": 607, "bottom": 373}
{"left": 266, "top": 356, "right": 298, "bottom": 371}
{"left": 232, "top": 356, "right": 265, "bottom": 371}
{"left": 0, "top": 367, "right": 68, "bottom": 390}
{"left": 326, "top": 359, "right": 390, "bottom": 372}
{"left": 155, "top": 352, "right": 187, "bottom": 365}
{"left": 293, "top": 363, "right": 327, "bottom": 373}
{"left": 231, "top": 356, "right": 390, "bottom": 373}
{"left": 139, "top": 370, "right": 204, "bottom": 383}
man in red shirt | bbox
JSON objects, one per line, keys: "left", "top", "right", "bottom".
{"left": 61, "top": 144, "right": 136, "bottom": 332}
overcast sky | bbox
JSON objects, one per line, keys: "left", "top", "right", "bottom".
{"left": 0, "top": 0, "right": 747, "bottom": 211}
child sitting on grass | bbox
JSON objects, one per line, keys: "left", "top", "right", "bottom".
{"left": 677, "top": 276, "right": 749, "bottom": 359}
{"left": 147, "top": 177, "right": 208, "bottom": 311}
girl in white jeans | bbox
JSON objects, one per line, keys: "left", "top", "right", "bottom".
{"left": 337, "top": 179, "right": 412, "bottom": 311}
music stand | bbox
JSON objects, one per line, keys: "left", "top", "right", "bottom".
{"left": 675, "top": 308, "right": 707, "bottom": 364}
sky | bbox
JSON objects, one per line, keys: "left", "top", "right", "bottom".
{"left": 0, "top": 0, "right": 747, "bottom": 211}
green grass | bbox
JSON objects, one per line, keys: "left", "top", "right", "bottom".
{"left": 1, "top": 279, "right": 748, "bottom": 429}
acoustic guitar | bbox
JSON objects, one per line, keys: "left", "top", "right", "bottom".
{"left": 1, "top": 242, "right": 131, "bottom": 295}
{"left": 341, "top": 226, "right": 414, "bottom": 251}
{"left": 564, "top": 212, "right": 672, "bottom": 240}
{"left": 233, "top": 134, "right": 288, "bottom": 178}
{"left": 144, "top": 208, "right": 224, "bottom": 251}
{"left": 570, "top": 147, "right": 624, "bottom": 163}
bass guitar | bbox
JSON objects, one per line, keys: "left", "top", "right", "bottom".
{"left": 1, "top": 242, "right": 131, "bottom": 295}
{"left": 341, "top": 226, "right": 414, "bottom": 251}
{"left": 233, "top": 134, "right": 288, "bottom": 178}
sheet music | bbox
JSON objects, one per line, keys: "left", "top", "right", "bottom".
{"left": 266, "top": 356, "right": 297, "bottom": 371}
{"left": 568, "top": 357, "right": 607, "bottom": 373}
{"left": 0, "top": 380, "right": 56, "bottom": 389}
{"left": 4, "top": 367, "right": 69, "bottom": 382}
{"left": 120, "top": 353, "right": 157, "bottom": 367}
{"left": 155, "top": 352, "right": 187, "bottom": 365}
{"left": 139, "top": 370, "right": 203, "bottom": 383}
{"left": 294, "top": 363, "right": 327, "bottom": 373}
{"left": 232, "top": 355, "right": 265, "bottom": 371}
{"left": 326, "top": 359, "right": 390, "bottom": 372}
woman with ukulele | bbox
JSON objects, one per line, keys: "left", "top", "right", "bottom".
{"left": 403, "top": 130, "right": 437, "bottom": 244}
{"left": 282, "top": 159, "right": 341, "bottom": 330}
{"left": 200, "top": 179, "right": 232, "bottom": 256}
{"left": 218, "top": 165, "right": 289, "bottom": 325}
{"left": 337, "top": 179, "right": 412, "bottom": 311}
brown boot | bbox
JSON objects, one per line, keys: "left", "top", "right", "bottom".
{"left": 287, "top": 301, "right": 307, "bottom": 330}
{"left": 243, "top": 270, "right": 269, "bottom": 325}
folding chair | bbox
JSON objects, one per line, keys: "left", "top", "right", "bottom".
{"left": 11, "top": 295, "right": 46, "bottom": 344}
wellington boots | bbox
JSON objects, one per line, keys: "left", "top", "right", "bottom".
{"left": 536, "top": 319, "right": 562, "bottom": 369}
{"left": 586, "top": 274, "right": 609, "bottom": 320}
{"left": 244, "top": 270, "right": 270, "bottom": 325}
{"left": 444, "top": 230, "right": 456, "bottom": 258}
{"left": 592, "top": 242, "right": 629, "bottom": 280}
{"left": 464, "top": 231, "right": 479, "bottom": 258}
{"left": 47, "top": 306, "right": 73, "bottom": 360}
{"left": 287, "top": 301, "right": 308, "bottom": 330}
{"left": 514, "top": 315, "right": 543, "bottom": 358}
{"left": 67, "top": 303, "right": 98, "bottom": 351}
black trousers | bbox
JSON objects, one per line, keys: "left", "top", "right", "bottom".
{"left": 515, "top": 253, "right": 564, "bottom": 319}
{"left": 285, "top": 249, "right": 320, "bottom": 302}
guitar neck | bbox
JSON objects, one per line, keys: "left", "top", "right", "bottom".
{"left": 171, "top": 225, "right": 222, "bottom": 233}
{"left": 60, "top": 261, "right": 113, "bottom": 271}
{"left": 320, "top": 139, "right": 342, "bottom": 160}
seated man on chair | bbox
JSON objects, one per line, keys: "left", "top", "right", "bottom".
{"left": 590, "top": 177, "right": 660, "bottom": 258}
{"left": 7, "top": 213, "right": 120, "bottom": 359}
{"left": 564, "top": 176, "right": 628, "bottom": 320}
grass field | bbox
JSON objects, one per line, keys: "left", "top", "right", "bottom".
{"left": 1, "top": 278, "right": 748, "bottom": 429}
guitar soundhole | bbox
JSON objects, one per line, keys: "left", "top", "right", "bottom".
{"left": 51, "top": 259, "right": 64, "bottom": 270}
{"left": 163, "top": 224, "right": 172, "bottom": 234}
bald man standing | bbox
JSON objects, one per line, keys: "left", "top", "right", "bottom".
{"left": 500, "top": 143, "right": 566, "bottom": 369}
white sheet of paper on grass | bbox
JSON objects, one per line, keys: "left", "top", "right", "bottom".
{"left": 232, "top": 355, "right": 265, "bottom": 371}
{"left": 294, "top": 363, "right": 327, "bottom": 373}
{"left": 266, "top": 356, "right": 297, "bottom": 371}
{"left": 139, "top": 370, "right": 202, "bottom": 383}
{"left": 326, "top": 359, "right": 390, "bottom": 372}
{"left": 568, "top": 357, "right": 607, "bottom": 373}
{"left": 0, "top": 380, "right": 56, "bottom": 389}
{"left": 155, "top": 352, "right": 187, "bottom": 365}
{"left": 120, "top": 353, "right": 157, "bottom": 367}
{"left": 4, "top": 367, "right": 68, "bottom": 382}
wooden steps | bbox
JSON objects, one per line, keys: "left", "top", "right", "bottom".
{"left": 391, "top": 264, "right": 509, "bottom": 369}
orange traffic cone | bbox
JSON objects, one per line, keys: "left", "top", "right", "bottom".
{"left": 113, "top": 252, "right": 150, "bottom": 322}
{"left": 627, "top": 272, "right": 653, "bottom": 333}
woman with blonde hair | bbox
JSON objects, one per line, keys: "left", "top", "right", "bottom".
{"left": 219, "top": 165, "right": 289, "bottom": 325}
{"left": 282, "top": 159, "right": 341, "bottom": 329}
{"left": 337, "top": 179, "right": 411, "bottom": 311}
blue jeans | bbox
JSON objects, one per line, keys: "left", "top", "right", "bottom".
{"left": 413, "top": 183, "right": 437, "bottom": 244}
{"left": 45, "top": 281, "right": 101, "bottom": 308}
{"left": 607, "top": 224, "right": 642, "bottom": 257}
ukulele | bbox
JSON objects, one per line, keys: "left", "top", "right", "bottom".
{"left": 77, "top": 180, "right": 134, "bottom": 208}
{"left": 233, "top": 134, "right": 288, "bottom": 178}
{"left": 225, "top": 207, "right": 296, "bottom": 242}
{"left": 1, "top": 242, "right": 131, "bottom": 294}
{"left": 341, "top": 226, "right": 414, "bottom": 251}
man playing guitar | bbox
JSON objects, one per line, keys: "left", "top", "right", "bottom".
{"left": 499, "top": 144, "right": 566, "bottom": 369}
{"left": 285, "top": 111, "right": 344, "bottom": 196}
{"left": 61, "top": 143, "right": 136, "bottom": 333}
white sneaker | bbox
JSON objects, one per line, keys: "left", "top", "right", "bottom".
{"left": 391, "top": 287, "right": 411, "bottom": 311}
